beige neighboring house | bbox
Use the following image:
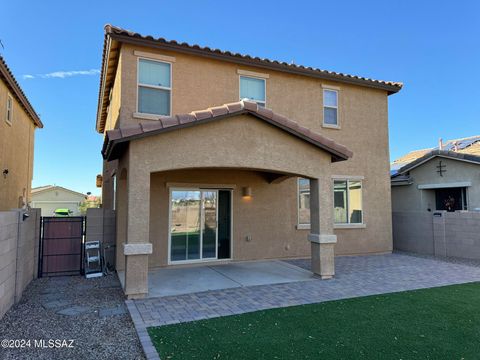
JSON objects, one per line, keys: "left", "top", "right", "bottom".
{"left": 391, "top": 136, "right": 480, "bottom": 212}
{"left": 31, "top": 185, "right": 86, "bottom": 216}
{"left": 96, "top": 25, "right": 402, "bottom": 298}
{"left": 0, "top": 56, "right": 43, "bottom": 211}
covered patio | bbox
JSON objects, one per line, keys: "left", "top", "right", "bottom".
{"left": 119, "top": 260, "right": 316, "bottom": 298}
{"left": 103, "top": 100, "right": 353, "bottom": 298}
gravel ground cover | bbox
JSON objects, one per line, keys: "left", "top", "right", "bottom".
{"left": 0, "top": 274, "right": 145, "bottom": 360}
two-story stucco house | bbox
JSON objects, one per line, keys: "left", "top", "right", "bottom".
{"left": 0, "top": 56, "right": 43, "bottom": 211}
{"left": 96, "top": 25, "right": 402, "bottom": 298}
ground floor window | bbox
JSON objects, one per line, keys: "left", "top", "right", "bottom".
{"left": 297, "top": 177, "right": 363, "bottom": 226}
{"left": 435, "top": 187, "right": 467, "bottom": 211}
{"left": 169, "top": 188, "right": 231, "bottom": 263}
{"left": 298, "top": 178, "right": 310, "bottom": 225}
{"left": 334, "top": 180, "right": 363, "bottom": 224}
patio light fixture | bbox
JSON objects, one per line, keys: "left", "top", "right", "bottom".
{"left": 242, "top": 186, "right": 252, "bottom": 198}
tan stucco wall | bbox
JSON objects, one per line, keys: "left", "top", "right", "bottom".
{"left": 103, "top": 42, "right": 395, "bottom": 258}
{"left": 114, "top": 114, "right": 391, "bottom": 269}
{"left": 104, "top": 53, "right": 122, "bottom": 132}
{"left": 149, "top": 169, "right": 311, "bottom": 267}
{"left": 392, "top": 157, "right": 480, "bottom": 212}
{"left": 0, "top": 81, "right": 36, "bottom": 211}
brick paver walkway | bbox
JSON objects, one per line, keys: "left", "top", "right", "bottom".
{"left": 129, "top": 253, "right": 480, "bottom": 329}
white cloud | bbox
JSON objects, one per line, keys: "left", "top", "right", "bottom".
{"left": 23, "top": 69, "right": 100, "bottom": 80}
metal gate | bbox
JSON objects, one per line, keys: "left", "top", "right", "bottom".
{"left": 39, "top": 217, "right": 85, "bottom": 277}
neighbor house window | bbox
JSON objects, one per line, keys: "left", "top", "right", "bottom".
{"left": 323, "top": 89, "right": 338, "bottom": 126}
{"left": 298, "top": 178, "right": 310, "bottom": 225}
{"left": 240, "top": 76, "right": 266, "bottom": 106}
{"left": 334, "top": 180, "right": 363, "bottom": 224}
{"left": 137, "top": 58, "right": 171, "bottom": 115}
{"left": 6, "top": 94, "right": 13, "bottom": 125}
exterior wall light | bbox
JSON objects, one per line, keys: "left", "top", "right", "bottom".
{"left": 242, "top": 186, "right": 252, "bottom": 198}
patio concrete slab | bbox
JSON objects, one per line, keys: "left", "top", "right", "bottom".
{"left": 209, "top": 260, "right": 314, "bottom": 286}
{"left": 144, "top": 260, "right": 315, "bottom": 298}
{"left": 147, "top": 266, "right": 241, "bottom": 298}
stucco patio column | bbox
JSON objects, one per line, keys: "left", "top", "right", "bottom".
{"left": 308, "top": 177, "right": 337, "bottom": 279}
{"left": 123, "top": 168, "right": 152, "bottom": 299}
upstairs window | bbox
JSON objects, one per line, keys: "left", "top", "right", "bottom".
{"left": 240, "top": 76, "right": 266, "bottom": 106}
{"left": 6, "top": 94, "right": 13, "bottom": 125}
{"left": 138, "top": 59, "right": 171, "bottom": 115}
{"left": 323, "top": 89, "right": 338, "bottom": 126}
{"left": 334, "top": 180, "right": 363, "bottom": 224}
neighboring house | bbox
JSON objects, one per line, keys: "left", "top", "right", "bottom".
{"left": 0, "top": 56, "right": 43, "bottom": 211}
{"left": 391, "top": 136, "right": 480, "bottom": 212}
{"left": 31, "top": 185, "right": 86, "bottom": 216}
{"left": 96, "top": 25, "right": 402, "bottom": 298}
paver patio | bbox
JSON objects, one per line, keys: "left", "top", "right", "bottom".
{"left": 129, "top": 253, "right": 480, "bottom": 329}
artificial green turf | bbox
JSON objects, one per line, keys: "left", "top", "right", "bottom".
{"left": 147, "top": 282, "right": 480, "bottom": 359}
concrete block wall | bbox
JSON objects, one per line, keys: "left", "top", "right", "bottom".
{"left": 392, "top": 211, "right": 434, "bottom": 255}
{"left": 86, "top": 208, "right": 116, "bottom": 269}
{"left": 444, "top": 212, "right": 480, "bottom": 260}
{"left": 0, "top": 209, "right": 40, "bottom": 319}
{"left": 0, "top": 211, "right": 19, "bottom": 318}
{"left": 14, "top": 209, "right": 40, "bottom": 301}
{"left": 393, "top": 211, "right": 480, "bottom": 259}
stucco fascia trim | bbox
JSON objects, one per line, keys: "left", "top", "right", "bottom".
{"left": 237, "top": 69, "right": 269, "bottom": 78}
{"left": 334, "top": 223, "right": 366, "bottom": 229}
{"left": 418, "top": 181, "right": 472, "bottom": 190}
{"left": 308, "top": 234, "right": 337, "bottom": 244}
{"left": 123, "top": 243, "right": 153, "bottom": 255}
{"left": 133, "top": 112, "right": 161, "bottom": 120}
{"left": 322, "top": 123, "right": 341, "bottom": 130}
{"left": 331, "top": 175, "right": 365, "bottom": 180}
{"left": 321, "top": 84, "right": 341, "bottom": 90}
{"left": 133, "top": 50, "right": 176, "bottom": 63}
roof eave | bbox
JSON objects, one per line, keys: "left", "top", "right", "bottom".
{"left": 0, "top": 57, "right": 43, "bottom": 128}
{"left": 108, "top": 32, "right": 402, "bottom": 94}
{"left": 396, "top": 150, "right": 480, "bottom": 174}
{"left": 101, "top": 107, "right": 352, "bottom": 162}
{"left": 96, "top": 27, "right": 402, "bottom": 133}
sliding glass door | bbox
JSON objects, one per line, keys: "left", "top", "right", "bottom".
{"left": 170, "top": 189, "right": 219, "bottom": 263}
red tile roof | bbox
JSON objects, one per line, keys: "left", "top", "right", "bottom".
{"left": 102, "top": 100, "right": 353, "bottom": 162}
{"left": 96, "top": 24, "right": 403, "bottom": 133}
{"left": 0, "top": 56, "right": 43, "bottom": 128}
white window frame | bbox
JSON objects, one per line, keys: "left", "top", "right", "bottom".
{"left": 167, "top": 187, "right": 233, "bottom": 265}
{"left": 297, "top": 178, "right": 311, "bottom": 229}
{"left": 333, "top": 177, "right": 365, "bottom": 228}
{"left": 239, "top": 75, "right": 266, "bottom": 107}
{"left": 136, "top": 57, "right": 172, "bottom": 117}
{"left": 322, "top": 88, "right": 339, "bottom": 128}
{"left": 6, "top": 93, "right": 13, "bottom": 125}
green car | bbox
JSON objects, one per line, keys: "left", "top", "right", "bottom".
{"left": 54, "top": 208, "right": 73, "bottom": 217}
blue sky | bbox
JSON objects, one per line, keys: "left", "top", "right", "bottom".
{"left": 1, "top": 1, "right": 479, "bottom": 195}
